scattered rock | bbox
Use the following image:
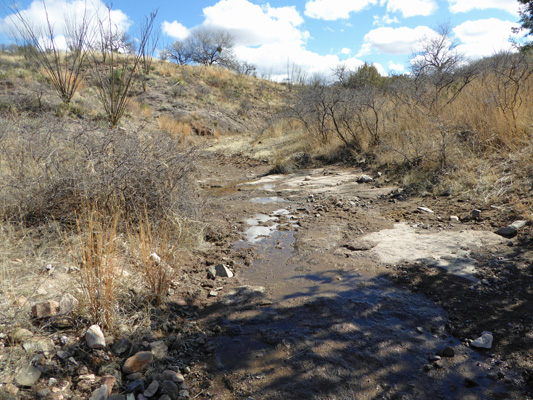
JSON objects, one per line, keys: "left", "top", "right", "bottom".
{"left": 86, "top": 325, "right": 106, "bottom": 350}
{"left": 357, "top": 175, "right": 373, "bottom": 183}
{"left": 449, "top": 216, "right": 459, "bottom": 222}
{"left": 160, "top": 380, "right": 179, "bottom": 397}
{"left": 495, "top": 220, "right": 527, "bottom": 238}
{"left": 159, "top": 396, "right": 171, "bottom": 400}
{"left": 108, "top": 395, "right": 126, "bottom": 400}
{"left": 89, "top": 385, "right": 108, "bottom": 400}
{"left": 14, "top": 296, "right": 29, "bottom": 308}
{"left": 417, "top": 206, "right": 434, "bottom": 213}
{"left": 214, "top": 263, "right": 234, "bottom": 278}
{"left": 161, "top": 370, "right": 185, "bottom": 383}
{"left": 11, "top": 328, "right": 33, "bottom": 344}
{"left": 464, "top": 377, "right": 479, "bottom": 388}
{"left": 150, "top": 341, "right": 168, "bottom": 360}
{"left": 441, "top": 346, "right": 455, "bottom": 358}
{"left": 206, "top": 266, "right": 216, "bottom": 280}
{"left": 471, "top": 331, "right": 493, "bottom": 349}
{"left": 416, "top": 327, "right": 424, "bottom": 334}
{"left": 123, "top": 351, "right": 153, "bottom": 374}
{"left": 59, "top": 293, "right": 79, "bottom": 314}
{"left": 495, "top": 226, "right": 518, "bottom": 238}
{"left": 15, "top": 361, "right": 41, "bottom": 386}
{"left": 126, "top": 379, "right": 145, "bottom": 394}
{"left": 112, "top": 338, "right": 132, "bottom": 356}
{"left": 428, "top": 354, "right": 441, "bottom": 362}
{"left": 149, "top": 253, "right": 161, "bottom": 265}
{"left": 126, "top": 373, "right": 143, "bottom": 381}
{"left": 343, "top": 240, "right": 377, "bottom": 251}
{"left": 56, "top": 350, "right": 70, "bottom": 359}
{"left": 36, "top": 388, "right": 51, "bottom": 398}
{"left": 143, "top": 380, "right": 159, "bottom": 397}
{"left": 208, "top": 291, "right": 218, "bottom": 297}
{"left": 4, "top": 383, "right": 19, "bottom": 396}
{"left": 23, "top": 338, "right": 55, "bottom": 355}
{"left": 470, "top": 209, "right": 481, "bottom": 220}
{"left": 31, "top": 300, "right": 60, "bottom": 319}
{"left": 101, "top": 375, "right": 117, "bottom": 396}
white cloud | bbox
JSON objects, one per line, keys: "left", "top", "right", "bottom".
{"left": 304, "top": 0, "right": 378, "bottom": 21}
{"left": 448, "top": 0, "right": 519, "bottom": 15}
{"left": 1, "top": 0, "right": 131, "bottom": 49}
{"left": 159, "top": 0, "right": 366, "bottom": 81}
{"left": 388, "top": 61, "right": 405, "bottom": 72}
{"left": 385, "top": 0, "right": 438, "bottom": 17}
{"left": 373, "top": 14, "right": 400, "bottom": 26}
{"left": 162, "top": 21, "right": 189, "bottom": 41}
{"left": 359, "top": 25, "right": 437, "bottom": 56}
{"left": 340, "top": 47, "right": 352, "bottom": 55}
{"left": 235, "top": 42, "right": 364, "bottom": 81}
{"left": 453, "top": 18, "right": 520, "bottom": 59}
{"left": 200, "top": 0, "right": 306, "bottom": 47}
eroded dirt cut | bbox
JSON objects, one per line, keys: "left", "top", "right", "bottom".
{"left": 198, "top": 156, "right": 531, "bottom": 399}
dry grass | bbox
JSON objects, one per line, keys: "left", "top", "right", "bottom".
{"left": 127, "top": 214, "right": 178, "bottom": 306}
{"left": 127, "top": 99, "right": 152, "bottom": 119}
{"left": 75, "top": 209, "right": 122, "bottom": 330}
{"left": 158, "top": 115, "right": 193, "bottom": 143}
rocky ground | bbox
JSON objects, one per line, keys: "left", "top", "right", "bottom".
{"left": 1, "top": 152, "right": 532, "bottom": 400}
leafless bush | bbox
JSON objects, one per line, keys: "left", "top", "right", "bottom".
{"left": 288, "top": 78, "right": 387, "bottom": 151}
{"left": 3, "top": 0, "right": 91, "bottom": 104}
{"left": 0, "top": 116, "right": 199, "bottom": 227}
{"left": 89, "top": 7, "right": 158, "bottom": 127}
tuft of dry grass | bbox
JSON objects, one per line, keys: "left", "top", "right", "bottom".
{"left": 75, "top": 209, "right": 123, "bottom": 330}
{"left": 158, "top": 115, "right": 193, "bottom": 143}
{"left": 127, "top": 214, "right": 178, "bottom": 306}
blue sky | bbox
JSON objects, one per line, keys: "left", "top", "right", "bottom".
{"left": 0, "top": 0, "right": 524, "bottom": 80}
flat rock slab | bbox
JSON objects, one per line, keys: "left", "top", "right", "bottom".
{"left": 362, "top": 223, "right": 505, "bottom": 281}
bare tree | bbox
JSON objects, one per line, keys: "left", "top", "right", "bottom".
{"left": 163, "top": 41, "right": 191, "bottom": 65}
{"left": 4, "top": 0, "right": 93, "bottom": 104}
{"left": 410, "top": 23, "right": 476, "bottom": 114}
{"left": 89, "top": 6, "right": 158, "bottom": 127}
{"left": 165, "top": 27, "right": 237, "bottom": 67}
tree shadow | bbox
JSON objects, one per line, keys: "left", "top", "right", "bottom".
{"left": 201, "top": 269, "right": 521, "bottom": 399}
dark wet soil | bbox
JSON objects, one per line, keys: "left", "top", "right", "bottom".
{"left": 193, "top": 153, "right": 532, "bottom": 399}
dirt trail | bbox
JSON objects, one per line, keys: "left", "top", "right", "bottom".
{"left": 197, "top": 155, "right": 532, "bottom": 400}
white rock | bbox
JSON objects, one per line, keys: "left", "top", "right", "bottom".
{"left": 357, "top": 175, "right": 373, "bottom": 183}
{"left": 471, "top": 331, "right": 493, "bottom": 349}
{"left": 450, "top": 216, "right": 459, "bottom": 222}
{"left": 149, "top": 253, "right": 161, "bottom": 265}
{"left": 85, "top": 325, "right": 106, "bottom": 349}
{"left": 59, "top": 293, "right": 79, "bottom": 314}
{"left": 417, "top": 206, "right": 434, "bottom": 213}
{"left": 510, "top": 220, "right": 527, "bottom": 230}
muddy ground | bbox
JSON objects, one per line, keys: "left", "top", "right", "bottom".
{"left": 2, "top": 152, "right": 531, "bottom": 400}
{"left": 189, "top": 152, "right": 533, "bottom": 400}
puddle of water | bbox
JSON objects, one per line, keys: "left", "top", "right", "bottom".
{"left": 251, "top": 197, "right": 287, "bottom": 204}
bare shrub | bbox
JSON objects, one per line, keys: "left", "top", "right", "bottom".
{"left": 0, "top": 115, "right": 199, "bottom": 227}
{"left": 4, "top": 0, "right": 91, "bottom": 104}
{"left": 89, "top": 8, "right": 158, "bottom": 127}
